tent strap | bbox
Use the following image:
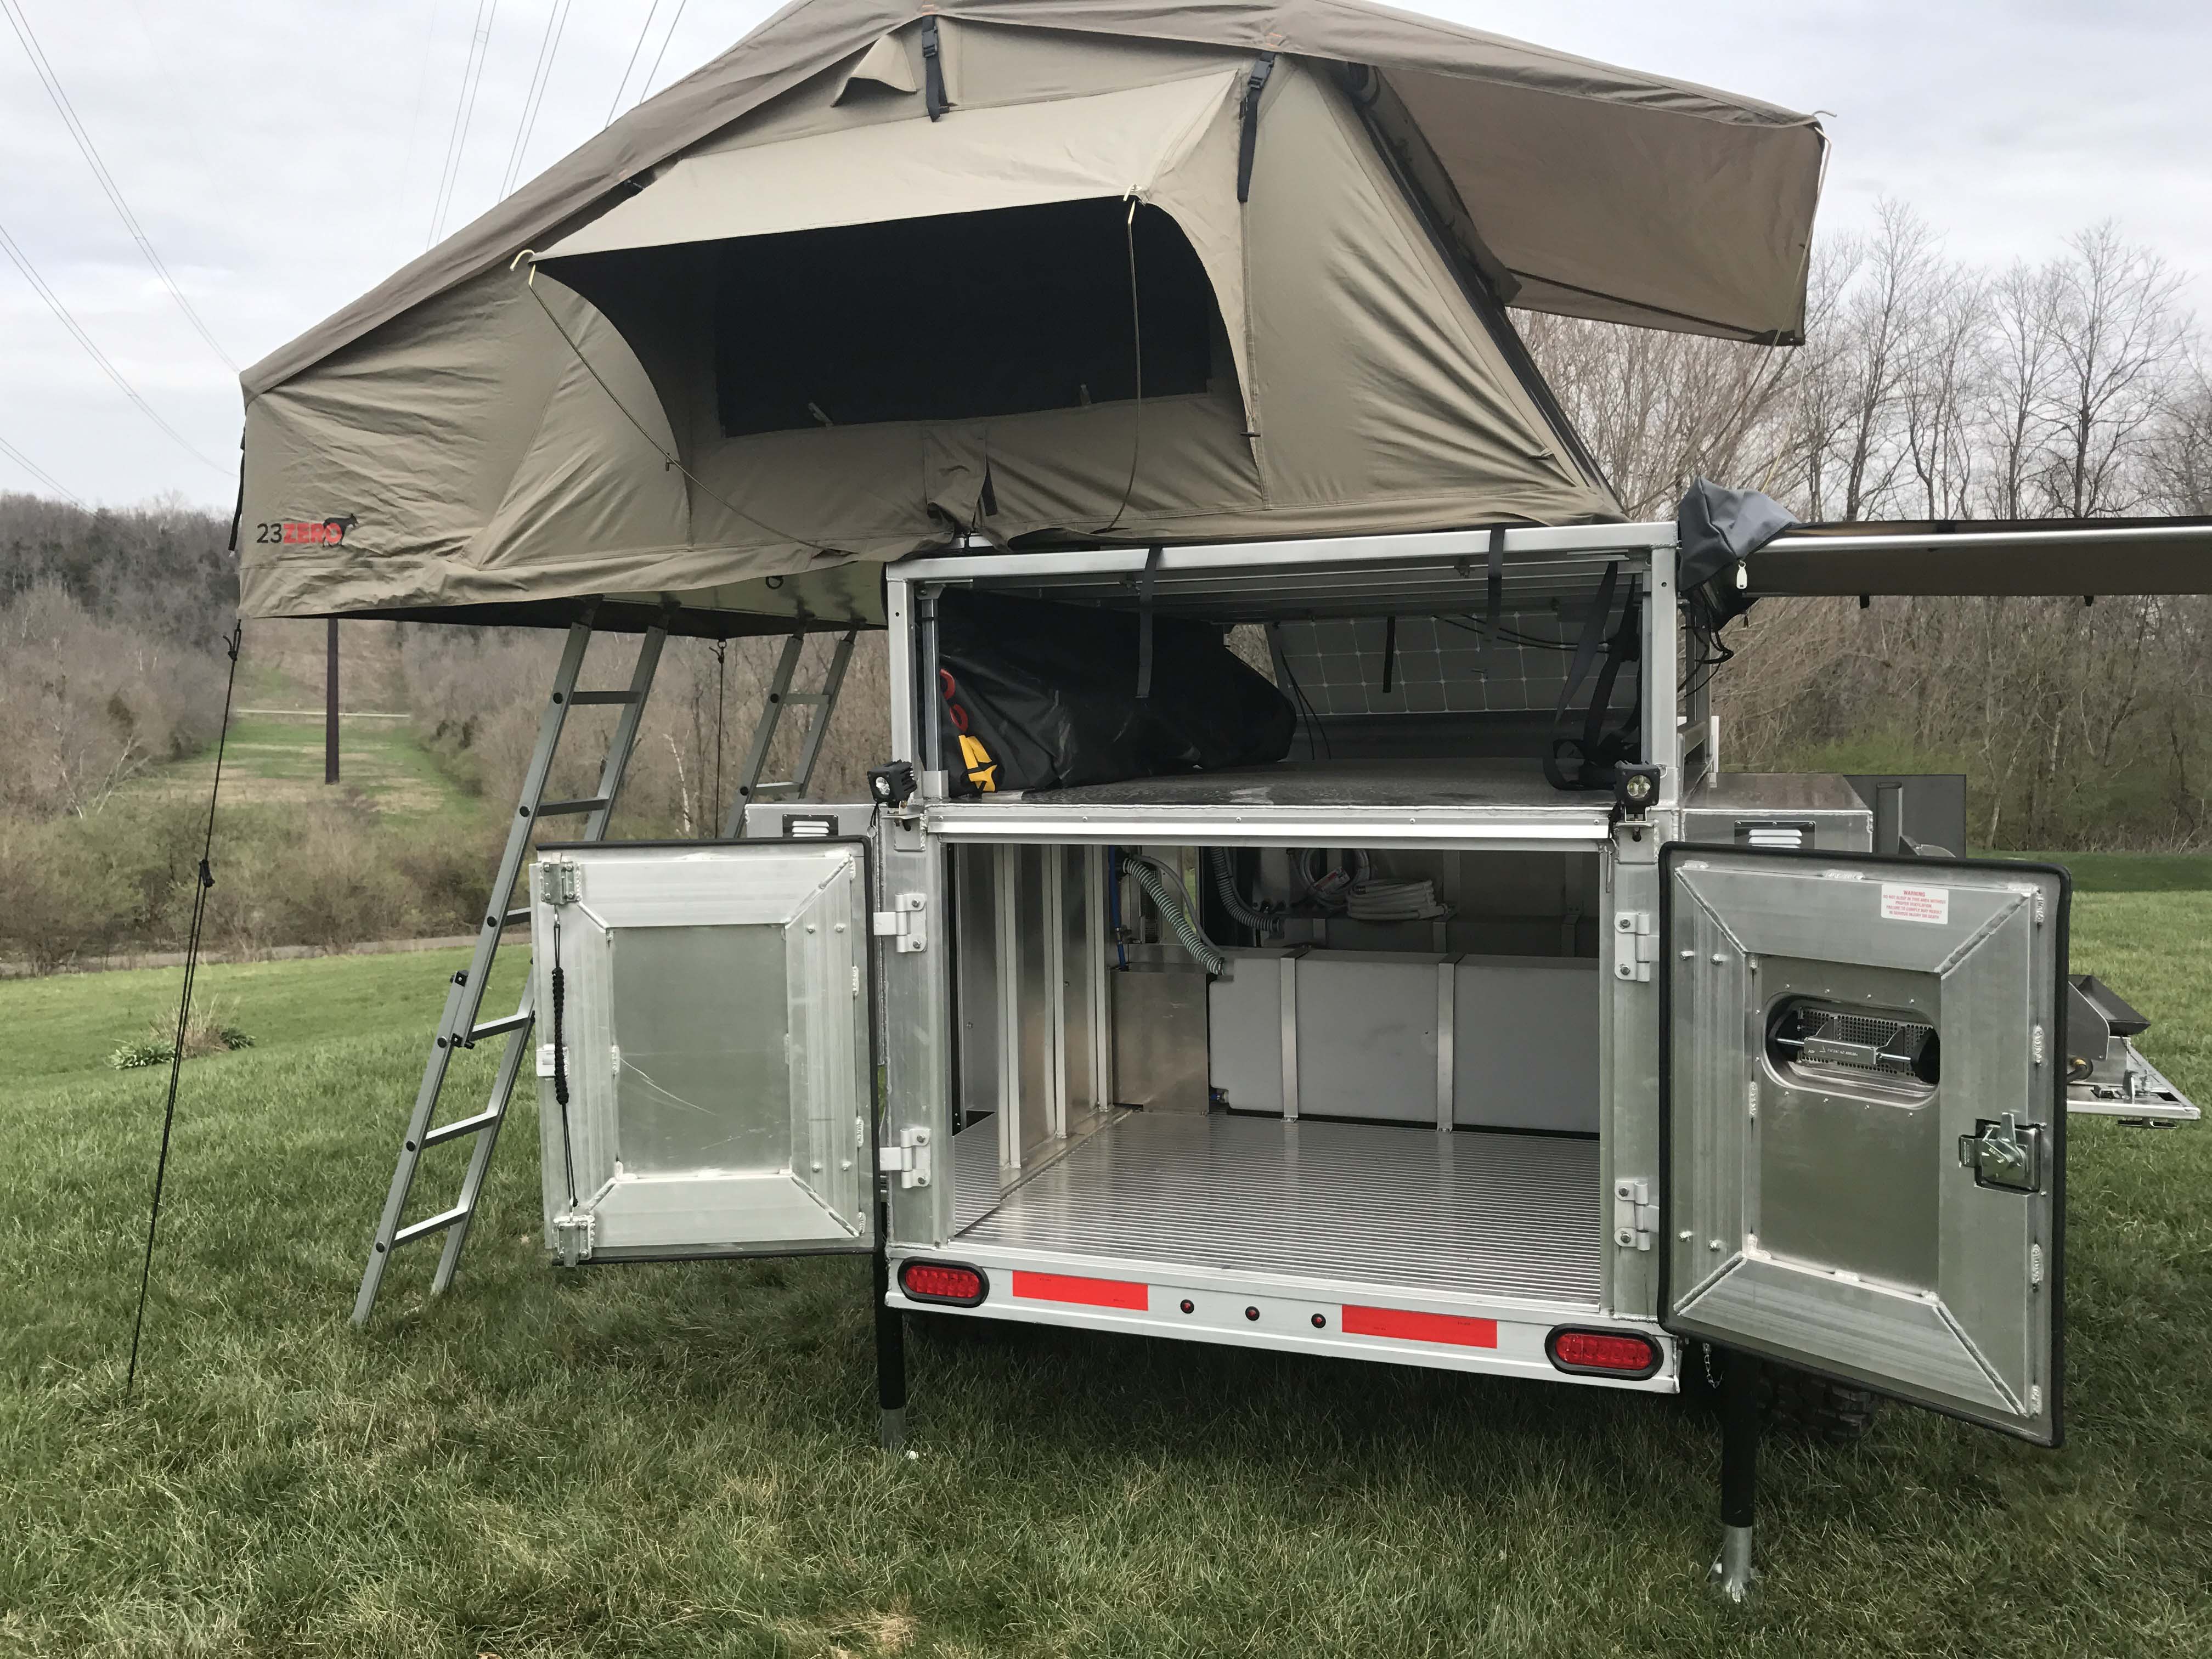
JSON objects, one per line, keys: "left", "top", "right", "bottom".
{"left": 1136, "top": 543, "right": 1164, "bottom": 700}
{"left": 1543, "top": 562, "right": 1628, "bottom": 791}
{"left": 920, "top": 17, "right": 947, "bottom": 121}
{"left": 1237, "top": 52, "right": 1277, "bottom": 203}
{"left": 1484, "top": 523, "right": 1505, "bottom": 654}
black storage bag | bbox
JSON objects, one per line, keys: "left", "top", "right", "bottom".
{"left": 934, "top": 589, "right": 1294, "bottom": 793}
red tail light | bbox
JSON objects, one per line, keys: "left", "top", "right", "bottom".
{"left": 898, "top": 1261, "right": 988, "bottom": 1306}
{"left": 1547, "top": 1328, "right": 1662, "bottom": 1378}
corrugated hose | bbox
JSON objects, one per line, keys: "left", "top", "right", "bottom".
{"left": 1119, "top": 853, "right": 1226, "bottom": 975}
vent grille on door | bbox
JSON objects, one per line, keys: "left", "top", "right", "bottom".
{"left": 1735, "top": 818, "right": 1814, "bottom": 850}
{"left": 1767, "top": 1000, "right": 1940, "bottom": 1099}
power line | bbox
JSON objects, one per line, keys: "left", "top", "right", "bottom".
{"left": 500, "top": 0, "right": 573, "bottom": 199}
{"left": 635, "top": 0, "right": 690, "bottom": 107}
{"left": 427, "top": 0, "right": 502, "bottom": 247}
{"left": 0, "top": 0, "right": 236, "bottom": 373}
{"left": 0, "top": 432, "right": 84, "bottom": 506}
{"left": 0, "top": 215, "right": 228, "bottom": 476}
{"left": 603, "top": 0, "right": 660, "bottom": 126}
{"left": 382, "top": 0, "right": 449, "bottom": 251}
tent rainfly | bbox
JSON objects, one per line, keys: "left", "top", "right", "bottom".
{"left": 236, "top": 0, "right": 1828, "bottom": 635}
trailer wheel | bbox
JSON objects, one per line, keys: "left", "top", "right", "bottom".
{"left": 1680, "top": 1342, "right": 1881, "bottom": 1446}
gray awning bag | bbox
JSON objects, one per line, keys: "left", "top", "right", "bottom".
{"left": 1679, "top": 477, "right": 1798, "bottom": 617}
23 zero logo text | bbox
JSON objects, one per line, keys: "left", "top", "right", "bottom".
{"left": 254, "top": 515, "right": 358, "bottom": 545}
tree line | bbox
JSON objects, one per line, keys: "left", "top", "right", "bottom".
{"left": 1528, "top": 210, "right": 2211, "bottom": 847}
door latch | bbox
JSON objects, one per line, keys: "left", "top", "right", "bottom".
{"left": 871, "top": 891, "right": 928, "bottom": 953}
{"left": 1613, "top": 1178, "right": 1658, "bottom": 1250}
{"left": 1957, "top": 1113, "right": 2045, "bottom": 1192}
{"left": 878, "top": 1126, "right": 933, "bottom": 1188}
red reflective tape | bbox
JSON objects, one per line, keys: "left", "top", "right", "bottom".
{"left": 1341, "top": 1306, "right": 1498, "bottom": 1348}
{"left": 1011, "top": 1271, "right": 1148, "bottom": 1310}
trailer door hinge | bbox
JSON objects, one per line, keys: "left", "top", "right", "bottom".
{"left": 537, "top": 859, "right": 582, "bottom": 905}
{"left": 878, "top": 1126, "right": 933, "bottom": 1188}
{"left": 1612, "top": 911, "right": 1655, "bottom": 983}
{"left": 551, "top": 1208, "right": 594, "bottom": 1267}
{"left": 1612, "top": 1178, "right": 1658, "bottom": 1250}
{"left": 871, "top": 891, "right": 929, "bottom": 953}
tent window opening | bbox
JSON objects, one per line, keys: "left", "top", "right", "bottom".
{"left": 712, "top": 198, "right": 1224, "bottom": 437}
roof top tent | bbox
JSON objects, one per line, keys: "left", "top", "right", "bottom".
{"left": 239, "top": 0, "right": 2198, "bottom": 1603}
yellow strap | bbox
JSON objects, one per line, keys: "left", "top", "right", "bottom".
{"left": 958, "top": 732, "right": 998, "bottom": 793}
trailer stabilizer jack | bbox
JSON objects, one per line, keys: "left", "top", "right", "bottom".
{"left": 874, "top": 1244, "right": 908, "bottom": 1453}
{"left": 1708, "top": 1348, "right": 1760, "bottom": 1603}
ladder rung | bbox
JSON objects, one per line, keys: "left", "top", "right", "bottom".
{"left": 537, "top": 796, "right": 609, "bottom": 816}
{"left": 567, "top": 690, "right": 636, "bottom": 705}
{"left": 782, "top": 693, "right": 830, "bottom": 706}
{"left": 504, "top": 908, "right": 530, "bottom": 926}
{"left": 469, "top": 1011, "right": 532, "bottom": 1042}
{"left": 421, "top": 1107, "right": 503, "bottom": 1149}
{"left": 392, "top": 1204, "right": 469, "bottom": 1247}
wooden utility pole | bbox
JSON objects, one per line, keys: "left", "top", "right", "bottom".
{"left": 325, "top": 617, "right": 340, "bottom": 784}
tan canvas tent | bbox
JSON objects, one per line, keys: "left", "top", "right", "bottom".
{"left": 238, "top": 1, "right": 1827, "bottom": 634}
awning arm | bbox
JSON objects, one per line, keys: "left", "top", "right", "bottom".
{"left": 1748, "top": 518, "right": 2212, "bottom": 598}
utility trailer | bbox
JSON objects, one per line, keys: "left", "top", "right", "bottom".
{"left": 233, "top": 0, "right": 2209, "bottom": 1600}
{"left": 408, "top": 516, "right": 2198, "bottom": 1601}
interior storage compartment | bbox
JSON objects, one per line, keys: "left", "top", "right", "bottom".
{"left": 920, "top": 565, "right": 1647, "bottom": 803}
{"left": 943, "top": 837, "right": 1606, "bottom": 1307}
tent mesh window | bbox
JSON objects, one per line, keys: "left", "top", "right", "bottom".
{"left": 712, "top": 199, "right": 1226, "bottom": 437}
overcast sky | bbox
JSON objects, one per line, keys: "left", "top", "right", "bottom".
{"left": 4, "top": 0, "right": 2209, "bottom": 511}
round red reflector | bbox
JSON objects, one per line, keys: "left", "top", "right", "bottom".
{"left": 899, "top": 1261, "right": 987, "bottom": 1306}
{"left": 1547, "top": 1328, "right": 1661, "bottom": 1378}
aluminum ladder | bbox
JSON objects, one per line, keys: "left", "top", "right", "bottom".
{"left": 721, "top": 630, "right": 857, "bottom": 836}
{"left": 351, "top": 613, "right": 666, "bottom": 1325}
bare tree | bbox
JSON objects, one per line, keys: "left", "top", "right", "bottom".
{"left": 1828, "top": 201, "right": 1936, "bottom": 520}
{"left": 1898, "top": 258, "right": 1991, "bottom": 518}
{"left": 1980, "top": 258, "right": 2065, "bottom": 518}
{"left": 2042, "top": 224, "right": 2192, "bottom": 517}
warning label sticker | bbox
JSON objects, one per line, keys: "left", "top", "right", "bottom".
{"left": 1880, "top": 883, "right": 1950, "bottom": 924}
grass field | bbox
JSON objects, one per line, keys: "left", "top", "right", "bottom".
{"left": 137, "top": 623, "right": 484, "bottom": 827}
{"left": 4, "top": 885, "right": 2210, "bottom": 1656}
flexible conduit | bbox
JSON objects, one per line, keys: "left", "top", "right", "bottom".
{"left": 1207, "top": 847, "right": 1274, "bottom": 938}
{"left": 1120, "top": 853, "right": 1225, "bottom": 975}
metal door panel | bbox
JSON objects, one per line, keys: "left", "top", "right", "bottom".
{"left": 1661, "top": 845, "right": 2065, "bottom": 1443}
{"left": 531, "top": 840, "right": 875, "bottom": 1260}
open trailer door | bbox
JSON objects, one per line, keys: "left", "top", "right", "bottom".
{"left": 1661, "top": 845, "right": 2068, "bottom": 1443}
{"left": 527, "top": 839, "right": 877, "bottom": 1263}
